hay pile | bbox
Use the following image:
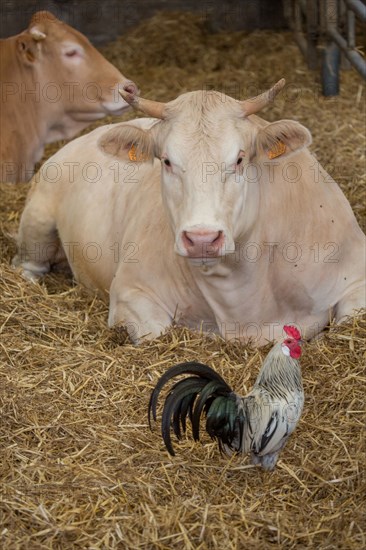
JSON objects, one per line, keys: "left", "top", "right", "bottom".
{"left": 1, "top": 11, "right": 365, "bottom": 549}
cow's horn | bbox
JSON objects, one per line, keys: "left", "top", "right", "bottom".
{"left": 119, "top": 89, "right": 166, "bottom": 119}
{"left": 241, "top": 79, "right": 286, "bottom": 116}
{"left": 29, "top": 28, "right": 47, "bottom": 41}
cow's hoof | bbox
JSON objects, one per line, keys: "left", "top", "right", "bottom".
{"left": 12, "top": 257, "right": 49, "bottom": 282}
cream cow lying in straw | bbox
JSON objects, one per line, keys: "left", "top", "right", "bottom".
{"left": 0, "top": 10, "right": 138, "bottom": 182}
{"left": 13, "top": 79, "right": 366, "bottom": 345}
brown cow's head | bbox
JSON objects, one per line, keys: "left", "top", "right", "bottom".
{"left": 99, "top": 81, "right": 312, "bottom": 262}
{"left": 15, "top": 11, "right": 138, "bottom": 136}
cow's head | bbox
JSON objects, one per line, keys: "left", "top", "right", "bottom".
{"left": 99, "top": 80, "right": 312, "bottom": 262}
{"left": 15, "top": 11, "right": 137, "bottom": 124}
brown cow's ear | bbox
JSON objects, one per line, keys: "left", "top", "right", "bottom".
{"left": 255, "top": 120, "right": 312, "bottom": 160}
{"left": 16, "top": 33, "right": 44, "bottom": 65}
{"left": 98, "top": 124, "right": 155, "bottom": 162}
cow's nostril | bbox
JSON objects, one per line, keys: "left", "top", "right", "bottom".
{"left": 123, "top": 82, "right": 139, "bottom": 95}
{"left": 183, "top": 231, "right": 194, "bottom": 246}
{"left": 212, "top": 230, "right": 223, "bottom": 244}
{"left": 183, "top": 230, "right": 223, "bottom": 247}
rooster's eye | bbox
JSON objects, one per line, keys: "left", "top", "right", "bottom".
{"left": 236, "top": 157, "right": 243, "bottom": 165}
{"left": 163, "top": 159, "right": 171, "bottom": 167}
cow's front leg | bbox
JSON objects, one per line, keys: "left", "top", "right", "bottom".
{"left": 12, "top": 191, "right": 60, "bottom": 281}
{"left": 108, "top": 285, "right": 172, "bottom": 343}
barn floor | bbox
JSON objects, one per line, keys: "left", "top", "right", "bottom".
{"left": 1, "top": 12, "right": 365, "bottom": 549}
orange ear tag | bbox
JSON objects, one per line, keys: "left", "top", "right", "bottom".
{"left": 268, "top": 140, "right": 286, "bottom": 159}
{"left": 128, "top": 144, "right": 148, "bottom": 162}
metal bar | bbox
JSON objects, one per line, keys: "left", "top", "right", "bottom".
{"left": 322, "top": 41, "right": 341, "bottom": 94}
{"left": 328, "top": 26, "right": 366, "bottom": 78}
{"left": 347, "top": 9, "right": 356, "bottom": 48}
{"left": 340, "top": 5, "right": 352, "bottom": 69}
{"left": 343, "top": 0, "right": 366, "bottom": 22}
{"left": 282, "top": 0, "right": 292, "bottom": 22}
{"left": 292, "top": 0, "right": 309, "bottom": 59}
{"left": 294, "top": 1, "right": 302, "bottom": 34}
{"left": 325, "top": 0, "right": 338, "bottom": 27}
{"left": 293, "top": 30, "right": 309, "bottom": 59}
{"left": 322, "top": 0, "right": 340, "bottom": 96}
{"left": 299, "top": 0, "right": 307, "bottom": 14}
{"left": 306, "top": 0, "right": 319, "bottom": 69}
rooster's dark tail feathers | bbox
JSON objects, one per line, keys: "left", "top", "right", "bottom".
{"left": 148, "top": 361, "right": 242, "bottom": 456}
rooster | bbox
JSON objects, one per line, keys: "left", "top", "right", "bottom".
{"left": 148, "top": 325, "right": 304, "bottom": 470}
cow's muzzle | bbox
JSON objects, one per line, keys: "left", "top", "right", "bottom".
{"left": 103, "top": 80, "right": 140, "bottom": 114}
{"left": 181, "top": 229, "right": 225, "bottom": 258}
{"left": 121, "top": 80, "right": 140, "bottom": 96}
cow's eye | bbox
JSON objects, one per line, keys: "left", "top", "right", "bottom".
{"left": 65, "top": 49, "right": 78, "bottom": 57}
{"left": 236, "top": 151, "right": 245, "bottom": 166}
{"left": 163, "top": 159, "right": 171, "bottom": 167}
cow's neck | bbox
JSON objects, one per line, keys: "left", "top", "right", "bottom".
{"left": 0, "top": 40, "right": 49, "bottom": 181}
{"left": 185, "top": 251, "right": 261, "bottom": 327}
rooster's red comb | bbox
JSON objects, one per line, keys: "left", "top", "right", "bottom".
{"left": 283, "top": 325, "right": 301, "bottom": 340}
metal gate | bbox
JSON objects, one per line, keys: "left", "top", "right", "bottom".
{"left": 284, "top": 0, "right": 366, "bottom": 95}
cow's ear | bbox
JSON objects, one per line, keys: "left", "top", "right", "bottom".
{"left": 16, "top": 29, "right": 46, "bottom": 65}
{"left": 98, "top": 124, "right": 155, "bottom": 162}
{"left": 255, "top": 120, "right": 312, "bottom": 160}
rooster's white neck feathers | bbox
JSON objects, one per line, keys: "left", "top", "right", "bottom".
{"left": 253, "top": 342, "right": 302, "bottom": 396}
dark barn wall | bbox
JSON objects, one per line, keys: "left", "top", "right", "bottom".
{"left": 0, "top": 0, "right": 287, "bottom": 44}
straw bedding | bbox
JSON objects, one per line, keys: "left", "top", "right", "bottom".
{"left": 1, "top": 12, "right": 365, "bottom": 549}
